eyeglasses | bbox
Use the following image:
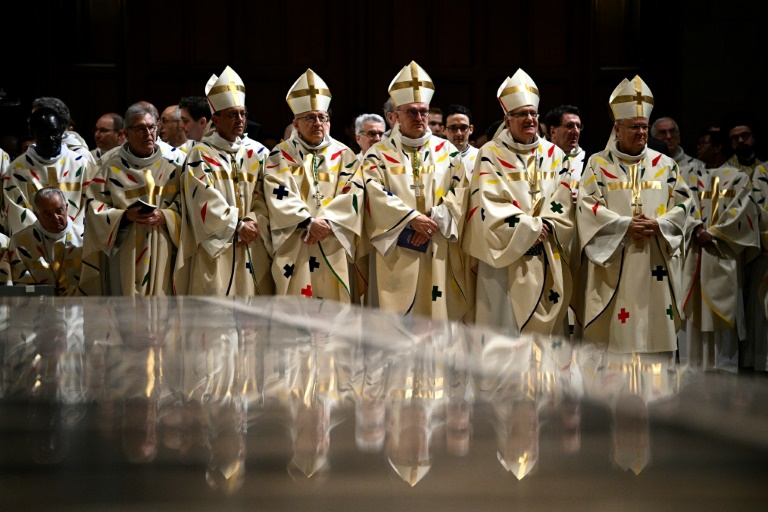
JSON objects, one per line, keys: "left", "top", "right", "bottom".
{"left": 558, "top": 123, "right": 583, "bottom": 131}
{"left": 297, "top": 114, "right": 330, "bottom": 124}
{"left": 620, "top": 123, "right": 649, "bottom": 132}
{"left": 94, "top": 127, "right": 117, "bottom": 134}
{"left": 397, "top": 108, "right": 430, "bottom": 120}
{"left": 446, "top": 124, "right": 471, "bottom": 133}
{"left": 507, "top": 110, "right": 539, "bottom": 119}
{"left": 126, "top": 124, "right": 158, "bottom": 134}
{"left": 360, "top": 130, "right": 384, "bottom": 138}
{"left": 217, "top": 110, "right": 248, "bottom": 120}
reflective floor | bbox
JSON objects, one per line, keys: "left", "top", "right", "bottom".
{"left": 1, "top": 296, "right": 767, "bottom": 511}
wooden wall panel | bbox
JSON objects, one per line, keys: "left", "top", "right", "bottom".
{"left": 1, "top": 0, "right": 765, "bottom": 163}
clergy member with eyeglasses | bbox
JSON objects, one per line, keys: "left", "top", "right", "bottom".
{"left": 173, "top": 65, "right": 275, "bottom": 297}
{"left": 576, "top": 76, "right": 692, "bottom": 354}
{"left": 361, "top": 61, "right": 470, "bottom": 322}
{"left": 462, "top": 69, "right": 575, "bottom": 336}
{"left": 263, "top": 69, "right": 364, "bottom": 303}
{"left": 80, "top": 102, "right": 183, "bottom": 296}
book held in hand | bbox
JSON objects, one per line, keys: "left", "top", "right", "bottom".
{"left": 397, "top": 226, "right": 430, "bottom": 253}
{"left": 128, "top": 199, "right": 157, "bottom": 214}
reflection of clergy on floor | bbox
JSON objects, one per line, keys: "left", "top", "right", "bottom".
{"left": 348, "top": 315, "right": 393, "bottom": 453}
{"left": 480, "top": 333, "right": 575, "bottom": 479}
{"left": 384, "top": 316, "right": 450, "bottom": 486}
{"left": 577, "top": 342, "right": 680, "bottom": 474}
{"left": 2, "top": 299, "right": 86, "bottom": 464}
{"left": 110, "top": 301, "right": 166, "bottom": 464}
{"left": 443, "top": 322, "right": 478, "bottom": 457}
{"left": 280, "top": 299, "right": 356, "bottom": 478}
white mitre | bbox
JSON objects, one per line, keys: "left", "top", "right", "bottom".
{"left": 286, "top": 69, "right": 332, "bottom": 115}
{"left": 205, "top": 65, "right": 245, "bottom": 114}
{"left": 388, "top": 61, "right": 435, "bottom": 106}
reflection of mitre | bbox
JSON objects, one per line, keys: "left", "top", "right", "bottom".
{"left": 290, "top": 453, "right": 329, "bottom": 478}
{"left": 205, "top": 66, "right": 245, "bottom": 114}
{"left": 286, "top": 69, "right": 332, "bottom": 115}
{"left": 611, "top": 394, "right": 650, "bottom": 475}
{"left": 609, "top": 75, "right": 654, "bottom": 120}
{"left": 497, "top": 68, "right": 540, "bottom": 114}
{"left": 388, "top": 61, "right": 435, "bottom": 107}
{"left": 389, "top": 458, "right": 432, "bottom": 487}
{"left": 495, "top": 399, "right": 539, "bottom": 480}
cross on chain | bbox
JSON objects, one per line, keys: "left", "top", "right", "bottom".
{"left": 312, "top": 189, "right": 325, "bottom": 206}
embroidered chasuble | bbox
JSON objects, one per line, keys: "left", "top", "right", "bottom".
{"left": 80, "top": 145, "right": 183, "bottom": 296}
{"left": 263, "top": 132, "right": 364, "bottom": 303}
{"left": 679, "top": 165, "right": 757, "bottom": 370}
{"left": 361, "top": 126, "right": 469, "bottom": 321}
{"left": 746, "top": 162, "right": 768, "bottom": 370}
{"left": 462, "top": 130, "right": 575, "bottom": 335}
{"left": 173, "top": 133, "right": 275, "bottom": 296}
{"left": 3, "top": 145, "right": 97, "bottom": 235}
{"left": 3, "top": 220, "right": 92, "bottom": 296}
{"left": 577, "top": 144, "right": 693, "bottom": 353}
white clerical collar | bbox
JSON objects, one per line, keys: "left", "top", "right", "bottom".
{"left": 670, "top": 146, "right": 685, "bottom": 163}
{"left": 460, "top": 145, "right": 473, "bottom": 157}
{"left": 28, "top": 144, "right": 66, "bottom": 164}
{"left": 613, "top": 141, "right": 647, "bottom": 163}
{"left": 567, "top": 146, "right": 583, "bottom": 158}
{"left": 35, "top": 220, "right": 70, "bottom": 241}
{"left": 392, "top": 122, "right": 433, "bottom": 148}
{"left": 206, "top": 131, "right": 243, "bottom": 153}
{"left": 120, "top": 144, "right": 161, "bottom": 166}
{"left": 500, "top": 129, "right": 540, "bottom": 151}
{"left": 293, "top": 131, "right": 331, "bottom": 152}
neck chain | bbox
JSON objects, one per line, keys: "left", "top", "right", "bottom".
{"left": 411, "top": 147, "right": 420, "bottom": 179}
{"left": 311, "top": 152, "right": 324, "bottom": 207}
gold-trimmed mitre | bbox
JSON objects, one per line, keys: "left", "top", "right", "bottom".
{"left": 609, "top": 75, "right": 654, "bottom": 120}
{"left": 497, "top": 69, "right": 540, "bottom": 114}
{"left": 205, "top": 66, "right": 246, "bottom": 114}
{"left": 388, "top": 61, "right": 435, "bottom": 107}
{"left": 286, "top": 69, "right": 332, "bottom": 115}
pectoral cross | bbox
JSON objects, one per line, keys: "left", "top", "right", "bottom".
{"left": 629, "top": 164, "right": 643, "bottom": 216}
{"left": 410, "top": 181, "right": 424, "bottom": 197}
{"left": 526, "top": 154, "right": 543, "bottom": 214}
{"left": 312, "top": 190, "right": 324, "bottom": 207}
